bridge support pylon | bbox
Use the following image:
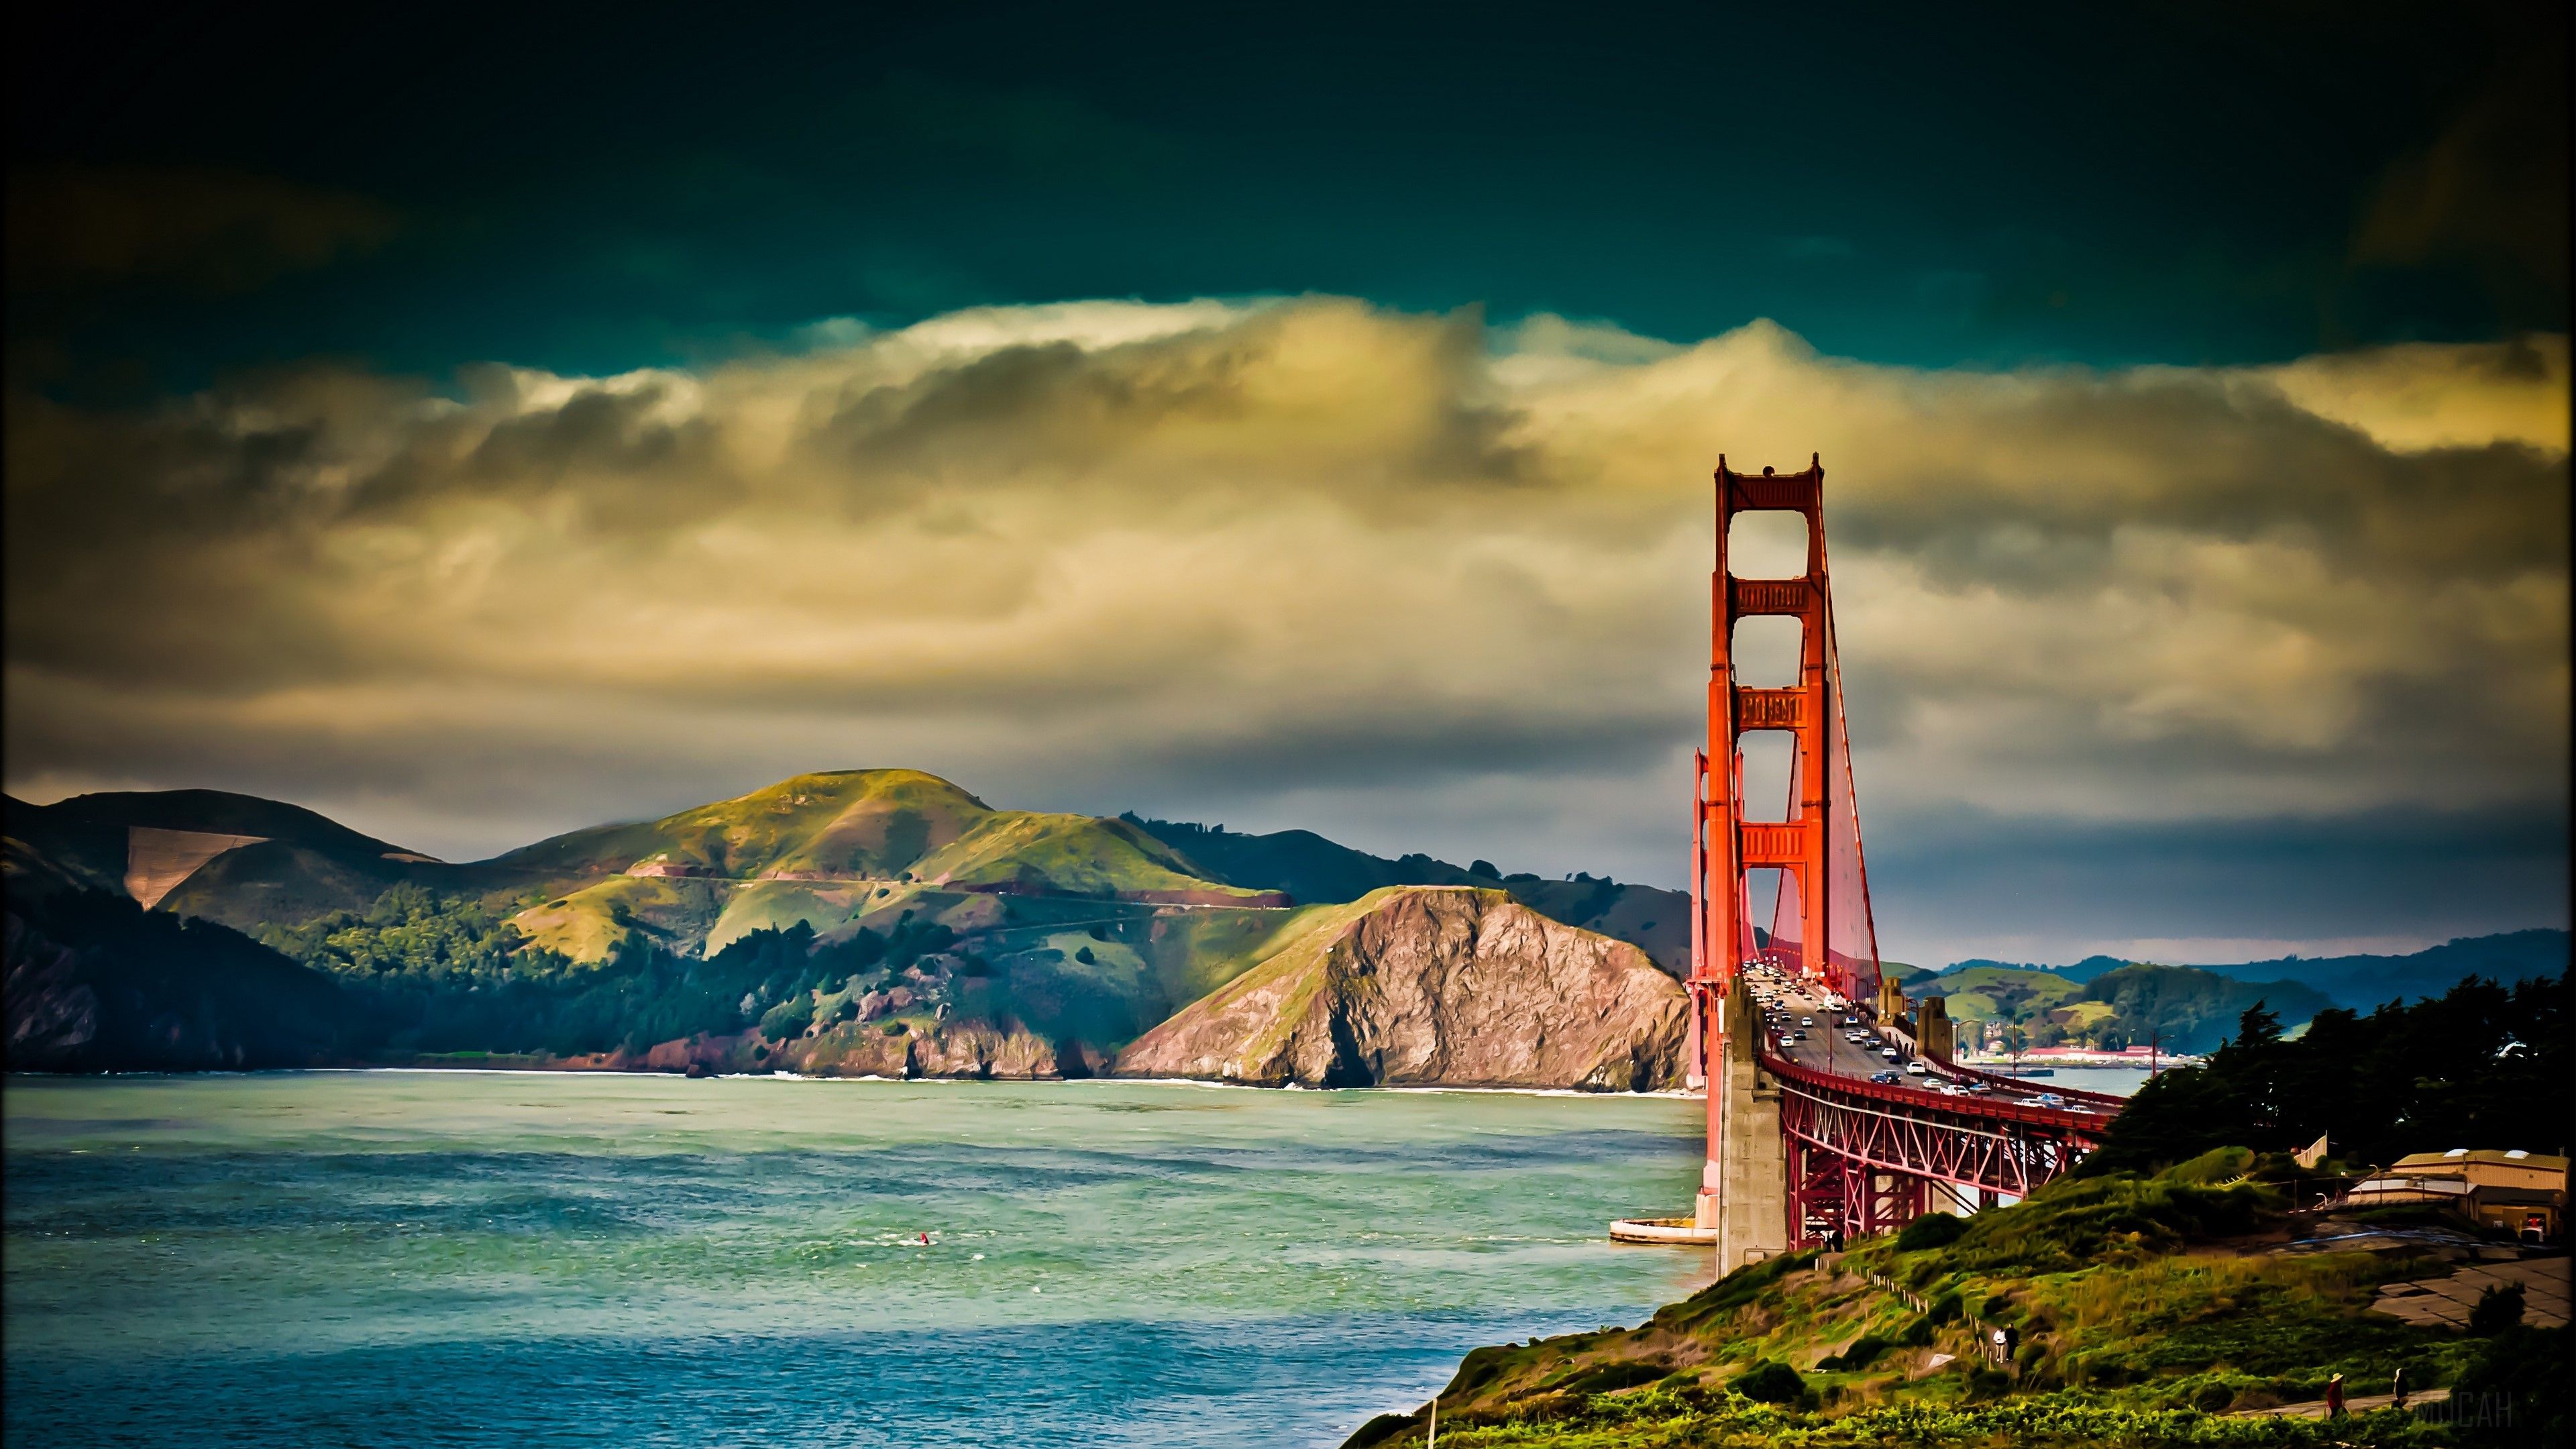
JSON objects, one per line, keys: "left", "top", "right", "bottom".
{"left": 1695, "top": 977, "right": 1790, "bottom": 1267}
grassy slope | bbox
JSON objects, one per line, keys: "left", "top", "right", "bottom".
{"left": 1354, "top": 1151, "right": 2491, "bottom": 1448}
{"left": 910, "top": 812, "right": 1267, "bottom": 898}
{"left": 487, "top": 769, "right": 992, "bottom": 879}
{"left": 1920, "top": 966, "right": 2085, "bottom": 1029}
{"left": 490, "top": 771, "right": 1261, "bottom": 961}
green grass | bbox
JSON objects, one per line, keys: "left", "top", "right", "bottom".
{"left": 1365, "top": 1152, "right": 2500, "bottom": 1448}
{"left": 909, "top": 811, "right": 1263, "bottom": 899}
{"left": 1365, "top": 1389, "right": 2456, "bottom": 1446}
{"left": 489, "top": 769, "right": 992, "bottom": 881}
{"left": 1129, "top": 892, "right": 1411, "bottom": 1071}
{"left": 490, "top": 771, "right": 1262, "bottom": 962}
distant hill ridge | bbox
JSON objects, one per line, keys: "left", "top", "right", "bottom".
{"left": 1939, "top": 929, "right": 2569, "bottom": 1012}
{"left": 5, "top": 773, "right": 1696, "bottom": 1086}
{"left": 7, "top": 773, "right": 2564, "bottom": 1077}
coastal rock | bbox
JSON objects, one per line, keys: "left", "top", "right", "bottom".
{"left": 786, "top": 1018, "right": 1065, "bottom": 1079}
{"left": 905, "top": 1020, "right": 1060, "bottom": 1079}
{"left": 1112, "top": 886, "right": 1688, "bottom": 1090}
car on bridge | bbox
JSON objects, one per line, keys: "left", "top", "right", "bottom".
{"left": 1906, "top": 1061, "right": 1929, "bottom": 1076}
{"left": 1869, "top": 1070, "right": 1902, "bottom": 1083}
{"left": 1880, "top": 1047, "right": 1900, "bottom": 1061}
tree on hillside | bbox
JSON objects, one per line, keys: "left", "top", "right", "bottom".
{"left": 2081, "top": 965, "right": 2328, "bottom": 1055}
{"left": 2084, "top": 972, "right": 2571, "bottom": 1175}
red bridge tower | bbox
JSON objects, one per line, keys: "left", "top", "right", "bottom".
{"left": 1688, "top": 454, "right": 1885, "bottom": 1251}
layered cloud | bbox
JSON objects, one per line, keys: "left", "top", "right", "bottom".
{"left": 5, "top": 299, "right": 2565, "bottom": 962}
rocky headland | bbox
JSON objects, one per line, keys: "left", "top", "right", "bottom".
{"left": 1114, "top": 885, "right": 1689, "bottom": 1090}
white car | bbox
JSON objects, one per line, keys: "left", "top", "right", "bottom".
{"left": 1799, "top": 1017, "right": 1813, "bottom": 1027}
{"left": 1905, "top": 1061, "right": 1929, "bottom": 1076}
{"left": 1881, "top": 1047, "right": 1900, "bottom": 1061}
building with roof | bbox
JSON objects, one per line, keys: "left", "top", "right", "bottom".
{"left": 2343, "top": 1149, "right": 2569, "bottom": 1242}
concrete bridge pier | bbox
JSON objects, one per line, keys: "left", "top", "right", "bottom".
{"left": 1694, "top": 979, "right": 1790, "bottom": 1268}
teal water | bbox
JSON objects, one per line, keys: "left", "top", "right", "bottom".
{"left": 3, "top": 1073, "right": 1709, "bottom": 1448}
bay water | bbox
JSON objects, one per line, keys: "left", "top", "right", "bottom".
{"left": 3, "top": 1073, "right": 1713, "bottom": 1448}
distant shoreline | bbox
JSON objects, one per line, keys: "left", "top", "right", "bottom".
{"left": 2, "top": 1066, "right": 1706, "bottom": 1099}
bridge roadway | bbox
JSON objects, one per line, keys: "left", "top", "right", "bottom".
{"left": 1742, "top": 961, "right": 2121, "bottom": 1118}
{"left": 1737, "top": 961, "right": 2125, "bottom": 1223}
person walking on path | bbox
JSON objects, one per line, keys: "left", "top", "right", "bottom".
{"left": 2392, "top": 1366, "right": 2408, "bottom": 1411}
{"left": 2326, "top": 1373, "right": 2345, "bottom": 1417}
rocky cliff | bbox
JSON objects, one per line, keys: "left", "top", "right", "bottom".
{"left": 4, "top": 886, "right": 344, "bottom": 1072}
{"left": 1112, "top": 886, "right": 1688, "bottom": 1090}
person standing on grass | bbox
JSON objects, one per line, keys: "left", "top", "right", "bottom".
{"left": 2392, "top": 1366, "right": 2408, "bottom": 1410}
{"left": 2326, "top": 1373, "right": 2345, "bottom": 1417}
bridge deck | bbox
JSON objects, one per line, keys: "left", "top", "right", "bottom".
{"left": 1743, "top": 965, "right": 2123, "bottom": 1137}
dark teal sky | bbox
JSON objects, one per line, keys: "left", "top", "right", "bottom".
{"left": 5, "top": 1, "right": 2567, "bottom": 967}
{"left": 9, "top": 0, "right": 2565, "bottom": 392}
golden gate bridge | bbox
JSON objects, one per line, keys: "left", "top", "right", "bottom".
{"left": 1615, "top": 455, "right": 2125, "bottom": 1265}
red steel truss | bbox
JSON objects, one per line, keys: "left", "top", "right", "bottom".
{"left": 1688, "top": 453, "right": 2120, "bottom": 1250}
{"left": 1764, "top": 1049, "right": 2112, "bottom": 1207}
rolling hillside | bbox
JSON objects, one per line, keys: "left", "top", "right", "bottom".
{"left": 1916, "top": 962, "right": 2341, "bottom": 1054}
{"left": 494, "top": 771, "right": 1281, "bottom": 962}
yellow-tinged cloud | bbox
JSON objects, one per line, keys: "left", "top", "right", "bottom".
{"left": 3, "top": 299, "right": 2565, "bottom": 861}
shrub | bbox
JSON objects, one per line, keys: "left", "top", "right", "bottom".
{"left": 2159, "top": 1145, "right": 2255, "bottom": 1186}
{"left": 882, "top": 1021, "right": 908, "bottom": 1036}
{"left": 1075, "top": 947, "right": 1097, "bottom": 965}
{"left": 1732, "top": 1360, "right": 1805, "bottom": 1403}
{"left": 1657, "top": 1249, "right": 1818, "bottom": 1328}
{"left": 2468, "top": 1283, "right": 2526, "bottom": 1336}
{"left": 1927, "top": 1291, "right": 1964, "bottom": 1324}
{"left": 1898, "top": 1212, "right": 1966, "bottom": 1250}
{"left": 1818, "top": 1334, "right": 1892, "bottom": 1372}
{"left": 1560, "top": 1361, "right": 1667, "bottom": 1396}
{"left": 757, "top": 996, "right": 814, "bottom": 1040}
{"left": 2193, "top": 1381, "right": 2235, "bottom": 1412}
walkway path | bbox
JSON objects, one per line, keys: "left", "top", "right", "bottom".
{"left": 2237, "top": 1387, "right": 2452, "bottom": 1419}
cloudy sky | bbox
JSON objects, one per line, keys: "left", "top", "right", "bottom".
{"left": 6, "top": 1, "right": 2567, "bottom": 968}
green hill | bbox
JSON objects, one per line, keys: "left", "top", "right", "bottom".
{"left": 1913, "top": 963, "right": 2339, "bottom": 1054}
{"left": 490, "top": 771, "right": 1278, "bottom": 961}
{"left": 2079, "top": 965, "right": 2334, "bottom": 1055}
{"left": 1358, "top": 1150, "right": 2550, "bottom": 1447}
{"left": 1913, "top": 965, "right": 2087, "bottom": 1029}
{"left": 490, "top": 769, "right": 992, "bottom": 881}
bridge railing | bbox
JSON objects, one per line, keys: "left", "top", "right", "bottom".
{"left": 1939, "top": 1059, "right": 2131, "bottom": 1112}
